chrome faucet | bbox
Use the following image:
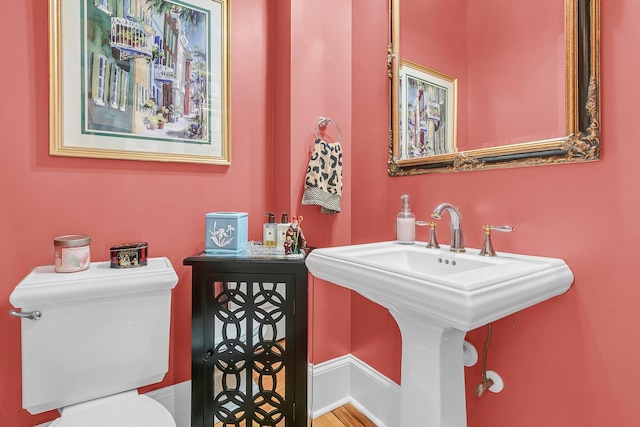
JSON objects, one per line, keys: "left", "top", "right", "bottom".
{"left": 431, "top": 203, "right": 465, "bottom": 252}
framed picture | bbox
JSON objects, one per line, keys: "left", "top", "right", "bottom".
{"left": 399, "top": 60, "right": 457, "bottom": 160}
{"left": 49, "top": 0, "right": 230, "bottom": 164}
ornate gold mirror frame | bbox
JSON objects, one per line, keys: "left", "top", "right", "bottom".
{"left": 388, "top": 0, "right": 600, "bottom": 176}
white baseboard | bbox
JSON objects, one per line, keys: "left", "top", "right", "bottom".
{"left": 309, "top": 354, "right": 352, "bottom": 417}
{"left": 35, "top": 356, "right": 398, "bottom": 427}
{"left": 310, "top": 354, "right": 401, "bottom": 427}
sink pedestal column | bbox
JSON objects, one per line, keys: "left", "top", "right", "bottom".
{"left": 391, "top": 310, "right": 468, "bottom": 427}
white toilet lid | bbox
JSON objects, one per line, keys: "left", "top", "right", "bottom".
{"left": 49, "top": 391, "right": 176, "bottom": 427}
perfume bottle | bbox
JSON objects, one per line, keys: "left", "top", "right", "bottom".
{"left": 263, "top": 212, "right": 277, "bottom": 247}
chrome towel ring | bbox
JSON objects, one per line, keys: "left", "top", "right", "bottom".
{"left": 314, "top": 116, "right": 343, "bottom": 143}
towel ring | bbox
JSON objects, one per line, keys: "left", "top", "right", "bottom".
{"left": 315, "top": 117, "right": 343, "bottom": 143}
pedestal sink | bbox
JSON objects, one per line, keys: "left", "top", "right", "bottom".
{"left": 305, "top": 241, "right": 573, "bottom": 427}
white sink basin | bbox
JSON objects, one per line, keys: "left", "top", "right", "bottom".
{"left": 306, "top": 241, "right": 573, "bottom": 331}
{"left": 306, "top": 240, "right": 574, "bottom": 426}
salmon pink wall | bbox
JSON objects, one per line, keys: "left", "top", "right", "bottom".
{"left": 349, "top": 0, "right": 403, "bottom": 383}
{"left": 5, "top": 0, "right": 640, "bottom": 425}
{"left": 0, "top": 1, "right": 276, "bottom": 425}
{"left": 350, "top": 0, "right": 640, "bottom": 425}
{"left": 0, "top": 0, "right": 351, "bottom": 425}
{"left": 275, "top": 0, "right": 353, "bottom": 365}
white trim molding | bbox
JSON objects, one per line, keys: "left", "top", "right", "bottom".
{"left": 310, "top": 354, "right": 401, "bottom": 427}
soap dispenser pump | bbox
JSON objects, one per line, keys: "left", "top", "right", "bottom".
{"left": 263, "top": 212, "right": 277, "bottom": 247}
{"left": 397, "top": 194, "right": 416, "bottom": 244}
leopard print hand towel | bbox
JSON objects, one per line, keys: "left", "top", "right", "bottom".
{"left": 302, "top": 139, "right": 343, "bottom": 214}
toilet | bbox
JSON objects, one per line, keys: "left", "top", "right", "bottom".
{"left": 9, "top": 257, "right": 179, "bottom": 426}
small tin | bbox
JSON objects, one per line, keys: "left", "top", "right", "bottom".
{"left": 110, "top": 242, "right": 148, "bottom": 268}
{"left": 54, "top": 235, "right": 91, "bottom": 273}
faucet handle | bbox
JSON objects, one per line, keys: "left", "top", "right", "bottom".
{"left": 484, "top": 225, "right": 515, "bottom": 233}
{"left": 417, "top": 221, "right": 440, "bottom": 249}
{"left": 479, "top": 225, "right": 515, "bottom": 257}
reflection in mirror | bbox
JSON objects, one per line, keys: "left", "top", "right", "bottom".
{"left": 388, "top": 0, "right": 600, "bottom": 175}
{"left": 399, "top": 60, "right": 458, "bottom": 158}
{"left": 212, "top": 280, "right": 287, "bottom": 426}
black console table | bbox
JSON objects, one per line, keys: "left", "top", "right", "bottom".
{"left": 184, "top": 253, "right": 308, "bottom": 426}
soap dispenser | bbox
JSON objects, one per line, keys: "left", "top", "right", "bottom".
{"left": 263, "top": 213, "right": 277, "bottom": 247}
{"left": 397, "top": 194, "right": 415, "bottom": 244}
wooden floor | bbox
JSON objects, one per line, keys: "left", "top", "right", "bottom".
{"left": 213, "top": 402, "right": 376, "bottom": 427}
{"left": 213, "top": 340, "right": 376, "bottom": 426}
{"left": 312, "top": 403, "right": 377, "bottom": 427}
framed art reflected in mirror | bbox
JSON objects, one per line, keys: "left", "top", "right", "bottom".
{"left": 398, "top": 60, "right": 457, "bottom": 160}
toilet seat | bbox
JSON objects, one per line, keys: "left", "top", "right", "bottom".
{"left": 49, "top": 390, "right": 176, "bottom": 427}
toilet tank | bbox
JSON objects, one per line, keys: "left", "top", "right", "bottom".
{"left": 9, "top": 257, "right": 178, "bottom": 415}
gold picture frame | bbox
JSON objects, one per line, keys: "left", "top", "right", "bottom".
{"left": 49, "top": 0, "right": 230, "bottom": 164}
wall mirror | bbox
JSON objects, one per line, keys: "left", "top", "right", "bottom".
{"left": 388, "top": 0, "right": 600, "bottom": 175}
